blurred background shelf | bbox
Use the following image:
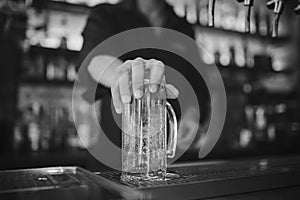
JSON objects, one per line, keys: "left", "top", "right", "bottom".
{"left": 43, "top": 0, "right": 91, "bottom": 14}
{"left": 29, "top": 45, "right": 80, "bottom": 57}
{"left": 195, "top": 25, "right": 291, "bottom": 45}
{"left": 20, "top": 78, "right": 75, "bottom": 87}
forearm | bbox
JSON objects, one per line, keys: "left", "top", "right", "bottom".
{"left": 87, "top": 55, "right": 123, "bottom": 88}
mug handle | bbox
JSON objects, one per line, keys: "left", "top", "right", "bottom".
{"left": 166, "top": 102, "right": 178, "bottom": 158}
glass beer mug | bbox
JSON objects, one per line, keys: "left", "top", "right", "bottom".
{"left": 121, "top": 74, "right": 178, "bottom": 181}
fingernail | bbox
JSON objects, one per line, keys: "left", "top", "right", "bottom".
{"left": 149, "top": 84, "right": 157, "bottom": 93}
{"left": 122, "top": 95, "right": 131, "bottom": 104}
{"left": 115, "top": 107, "right": 122, "bottom": 114}
{"left": 134, "top": 90, "right": 143, "bottom": 99}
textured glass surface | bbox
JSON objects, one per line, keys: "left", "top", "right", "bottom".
{"left": 121, "top": 83, "right": 168, "bottom": 181}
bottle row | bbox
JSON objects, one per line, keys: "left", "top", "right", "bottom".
{"left": 14, "top": 102, "right": 78, "bottom": 152}
{"left": 14, "top": 86, "right": 101, "bottom": 153}
{"left": 237, "top": 103, "right": 300, "bottom": 150}
{"left": 22, "top": 53, "right": 77, "bottom": 82}
{"left": 196, "top": 30, "right": 294, "bottom": 71}
{"left": 26, "top": 6, "right": 87, "bottom": 51}
{"left": 168, "top": 0, "right": 299, "bottom": 37}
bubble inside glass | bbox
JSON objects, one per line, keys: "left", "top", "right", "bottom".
{"left": 121, "top": 79, "right": 177, "bottom": 182}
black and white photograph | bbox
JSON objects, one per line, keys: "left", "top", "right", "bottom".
{"left": 0, "top": 0, "right": 300, "bottom": 199}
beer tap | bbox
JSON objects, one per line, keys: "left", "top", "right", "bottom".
{"left": 236, "top": 0, "right": 254, "bottom": 33}
{"left": 266, "top": 0, "right": 285, "bottom": 37}
{"left": 208, "top": 0, "right": 216, "bottom": 27}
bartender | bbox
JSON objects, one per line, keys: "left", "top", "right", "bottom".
{"left": 79, "top": 0, "right": 210, "bottom": 150}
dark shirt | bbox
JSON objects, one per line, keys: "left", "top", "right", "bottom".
{"left": 79, "top": 1, "right": 210, "bottom": 147}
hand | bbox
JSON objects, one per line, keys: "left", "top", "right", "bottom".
{"left": 167, "top": 0, "right": 199, "bottom": 24}
{"left": 111, "top": 57, "right": 179, "bottom": 114}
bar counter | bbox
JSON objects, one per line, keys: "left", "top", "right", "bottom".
{"left": 1, "top": 155, "right": 300, "bottom": 200}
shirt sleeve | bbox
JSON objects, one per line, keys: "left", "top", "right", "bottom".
{"left": 77, "top": 4, "right": 118, "bottom": 103}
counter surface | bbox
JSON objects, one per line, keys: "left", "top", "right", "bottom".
{"left": 1, "top": 155, "right": 300, "bottom": 199}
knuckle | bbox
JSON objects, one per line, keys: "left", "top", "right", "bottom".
{"left": 115, "top": 65, "right": 123, "bottom": 73}
{"left": 148, "top": 59, "right": 156, "bottom": 65}
{"left": 135, "top": 57, "right": 144, "bottom": 62}
{"left": 125, "top": 59, "right": 133, "bottom": 63}
{"left": 153, "top": 60, "right": 165, "bottom": 72}
{"left": 148, "top": 59, "right": 164, "bottom": 68}
{"left": 116, "top": 63, "right": 130, "bottom": 75}
{"left": 155, "top": 60, "right": 164, "bottom": 67}
{"left": 149, "top": 58, "right": 156, "bottom": 62}
{"left": 124, "top": 60, "right": 132, "bottom": 65}
{"left": 132, "top": 58, "right": 144, "bottom": 68}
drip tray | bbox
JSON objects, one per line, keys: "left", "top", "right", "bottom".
{"left": 97, "top": 157, "right": 300, "bottom": 189}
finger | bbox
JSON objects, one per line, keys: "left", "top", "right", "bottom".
{"left": 173, "top": 0, "right": 186, "bottom": 18}
{"left": 186, "top": 0, "right": 197, "bottom": 24}
{"left": 111, "top": 84, "right": 122, "bottom": 114}
{"left": 146, "top": 59, "right": 165, "bottom": 93}
{"left": 131, "top": 58, "right": 145, "bottom": 99}
{"left": 118, "top": 62, "right": 132, "bottom": 104}
{"left": 166, "top": 84, "right": 179, "bottom": 99}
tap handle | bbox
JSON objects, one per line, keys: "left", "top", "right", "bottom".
{"left": 245, "top": 0, "right": 253, "bottom": 33}
{"left": 266, "top": 0, "right": 285, "bottom": 37}
{"left": 236, "top": 0, "right": 254, "bottom": 33}
{"left": 208, "top": 0, "right": 216, "bottom": 27}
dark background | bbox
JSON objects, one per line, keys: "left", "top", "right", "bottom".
{"left": 0, "top": 0, "right": 299, "bottom": 171}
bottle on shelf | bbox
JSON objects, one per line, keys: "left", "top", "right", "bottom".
{"left": 56, "top": 56, "right": 67, "bottom": 80}
{"left": 38, "top": 105, "right": 51, "bottom": 151}
{"left": 34, "top": 55, "right": 45, "bottom": 79}
{"left": 13, "top": 110, "right": 25, "bottom": 153}
{"left": 46, "top": 60, "right": 56, "bottom": 80}
{"left": 66, "top": 62, "right": 77, "bottom": 81}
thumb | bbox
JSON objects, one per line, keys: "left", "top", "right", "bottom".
{"left": 165, "top": 84, "right": 179, "bottom": 99}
